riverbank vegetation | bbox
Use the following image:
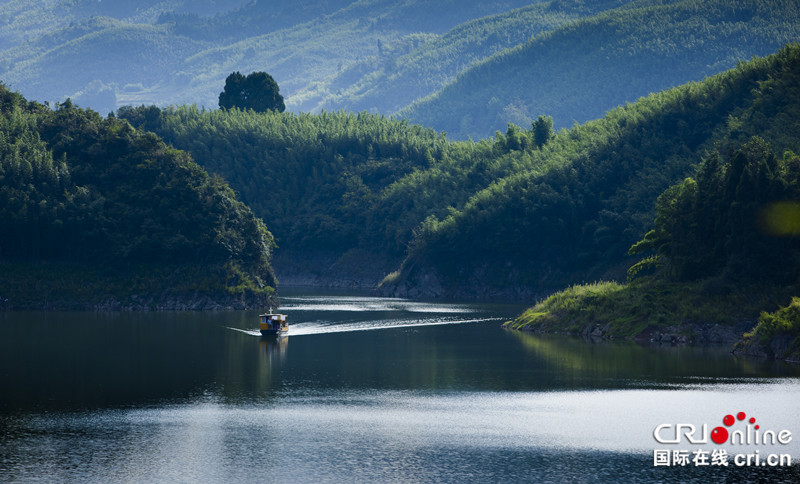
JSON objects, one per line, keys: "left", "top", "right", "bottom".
{"left": 115, "top": 42, "right": 800, "bottom": 302}
{"left": 388, "top": 43, "right": 800, "bottom": 299}
{"left": 505, "top": 279, "right": 795, "bottom": 340}
{"left": 117, "top": 104, "right": 497, "bottom": 281}
{"left": 0, "top": 84, "right": 276, "bottom": 309}
{"left": 506, "top": 135, "right": 800, "bottom": 360}
{"left": 736, "top": 299, "right": 800, "bottom": 360}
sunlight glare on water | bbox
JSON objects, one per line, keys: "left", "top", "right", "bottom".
{"left": 6, "top": 381, "right": 799, "bottom": 483}
{"left": 3, "top": 291, "right": 800, "bottom": 483}
{"left": 288, "top": 317, "right": 503, "bottom": 336}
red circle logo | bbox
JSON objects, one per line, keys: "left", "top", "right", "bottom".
{"left": 711, "top": 426, "right": 729, "bottom": 444}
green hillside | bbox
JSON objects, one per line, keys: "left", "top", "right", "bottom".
{"left": 399, "top": 0, "right": 800, "bottom": 139}
{"left": 0, "top": 0, "right": 533, "bottom": 115}
{"left": 506, "top": 137, "right": 800, "bottom": 360}
{"left": 118, "top": 104, "right": 492, "bottom": 284}
{"left": 0, "top": 0, "right": 234, "bottom": 48}
{"left": 117, "top": 42, "right": 800, "bottom": 292}
{"left": 301, "top": 0, "right": 627, "bottom": 113}
{"left": 0, "top": 84, "right": 277, "bottom": 309}
{"left": 6, "top": 0, "right": 796, "bottom": 136}
{"left": 383, "top": 43, "right": 800, "bottom": 299}
{"left": 6, "top": 21, "right": 205, "bottom": 110}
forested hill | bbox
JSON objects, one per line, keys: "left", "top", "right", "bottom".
{"left": 382, "top": 43, "right": 800, "bottom": 299}
{"left": 117, "top": 105, "right": 480, "bottom": 285}
{"left": 305, "top": 0, "right": 627, "bottom": 114}
{"left": 505, "top": 130, "right": 800, "bottom": 360}
{"left": 0, "top": 0, "right": 534, "bottom": 115}
{"left": 0, "top": 85, "right": 276, "bottom": 309}
{"left": 117, "top": 43, "right": 800, "bottom": 291}
{"left": 7, "top": 0, "right": 797, "bottom": 138}
{"left": 400, "top": 0, "right": 800, "bottom": 139}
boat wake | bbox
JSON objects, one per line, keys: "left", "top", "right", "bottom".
{"left": 225, "top": 326, "right": 263, "bottom": 337}
{"left": 278, "top": 296, "right": 474, "bottom": 314}
{"left": 226, "top": 317, "right": 502, "bottom": 338}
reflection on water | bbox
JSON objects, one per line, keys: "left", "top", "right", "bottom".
{"left": 507, "top": 330, "right": 800, "bottom": 384}
{"left": 1, "top": 289, "right": 799, "bottom": 482}
{"left": 259, "top": 335, "right": 288, "bottom": 364}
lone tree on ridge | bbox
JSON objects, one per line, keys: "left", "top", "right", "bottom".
{"left": 219, "top": 71, "right": 285, "bottom": 113}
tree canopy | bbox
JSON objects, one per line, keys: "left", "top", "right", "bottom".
{"left": 385, "top": 43, "right": 800, "bottom": 298}
{"left": 0, "top": 83, "right": 277, "bottom": 308}
{"left": 628, "top": 138, "right": 800, "bottom": 284}
{"left": 218, "top": 71, "right": 286, "bottom": 113}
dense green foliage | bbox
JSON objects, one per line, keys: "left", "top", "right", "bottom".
{"left": 401, "top": 0, "right": 800, "bottom": 138}
{"left": 390, "top": 43, "right": 800, "bottom": 297}
{"left": 505, "top": 52, "right": 800, "bottom": 352}
{"left": 741, "top": 298, "right": 800, "bottom": 353}
{"left": 8, "top": 0, "right": 793, "bottom": 138}
{"left": 628, "top": 139, "right": 800, "bottom": 283}
{"left": 0, "top": 84, "right": 276, "bottom": 308}
{"left": 117, "top": 43, "right": 800, "bottom": 292}
{"left": 219, "top": 71, "right": 285, "bottom": 113}
{"left": 507, "top": 138, "right": 800, "bottom": 343}
{"left": 117, "top": 105, "right": 479, "bottom": 263}
{"left": 117, "top": 103, "right": 574, "bottom": 280}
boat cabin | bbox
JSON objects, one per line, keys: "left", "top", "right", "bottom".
{"left": 260, "top": 312, "right": 288, "bottom": 336}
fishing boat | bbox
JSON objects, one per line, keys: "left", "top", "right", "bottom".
{"left": 259, "top": 309, "right": 288, "bottom": 336}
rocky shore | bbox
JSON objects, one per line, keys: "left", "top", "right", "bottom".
{"left": 508, "top": 319, "right": 800, "bottom": 363}
{"left": 732, "top": 333, "right": 800, "bottom": 363}
{"left": 273, "top": 249, "right": 400, "bottom": 290}
{"left": 0, "top": 291, "right": 273, "bottom": 311}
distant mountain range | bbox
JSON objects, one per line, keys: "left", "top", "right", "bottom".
{"left": 4, "top": 0, "right": 798, "bottom": 139}
{"left": 401, "top": 0, "right": 800, "bottom": 138}
{"left": 0, "top": 0, "right": 532, "bottom": 120}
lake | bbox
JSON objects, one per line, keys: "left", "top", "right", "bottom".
{"left": 1, "top": 288, "right": 799, "bottom": 483}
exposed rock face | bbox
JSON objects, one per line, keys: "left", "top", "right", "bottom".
{"left": 569, "top": 322, "right": 749, "bottom": 345}
{"left": 1, "top": 292, "right": 273, "bottom": 311}
{"left": 91, "top": 293, "right": 265, "bottom": 311}
{"left": 581, "top": 323, "right": 613, "bottom": 340}
{"left": 378, "top": 262, "right": 542, "bottom": 301}
{"left": 733, "top": 334, "right": 800, "bottom": 363}
{"left": 380, "top": 266, "right": 444, "bottom": 299}
{"left": 273, "top": 249, "right": 398, "bottom": 289}
{"left": 641, "top": 323, "right": 748, "bottom": 345}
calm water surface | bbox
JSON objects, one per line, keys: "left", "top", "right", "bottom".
{"left": 1, "top": 288, "right": 799, "bottom": 483}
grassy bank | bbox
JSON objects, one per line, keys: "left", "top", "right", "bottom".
{"left": 735, "top": 298, "right": 800, "bottom": 361}
{"left": 504, "top": 277, "right": 798, "bottom": 343}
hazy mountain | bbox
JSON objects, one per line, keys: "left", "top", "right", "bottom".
{"left": 0, "top": 0, "right": 534, "bottom": 115}
{"left": 399, "top": 0, "right": 800, "bottom": 138}
{"left": 300, "top": 0, "right": 628, "bottom": 113}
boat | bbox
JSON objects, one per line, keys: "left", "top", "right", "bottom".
{"left": 259, "top": 308, "right": 288, "bottom": 336}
